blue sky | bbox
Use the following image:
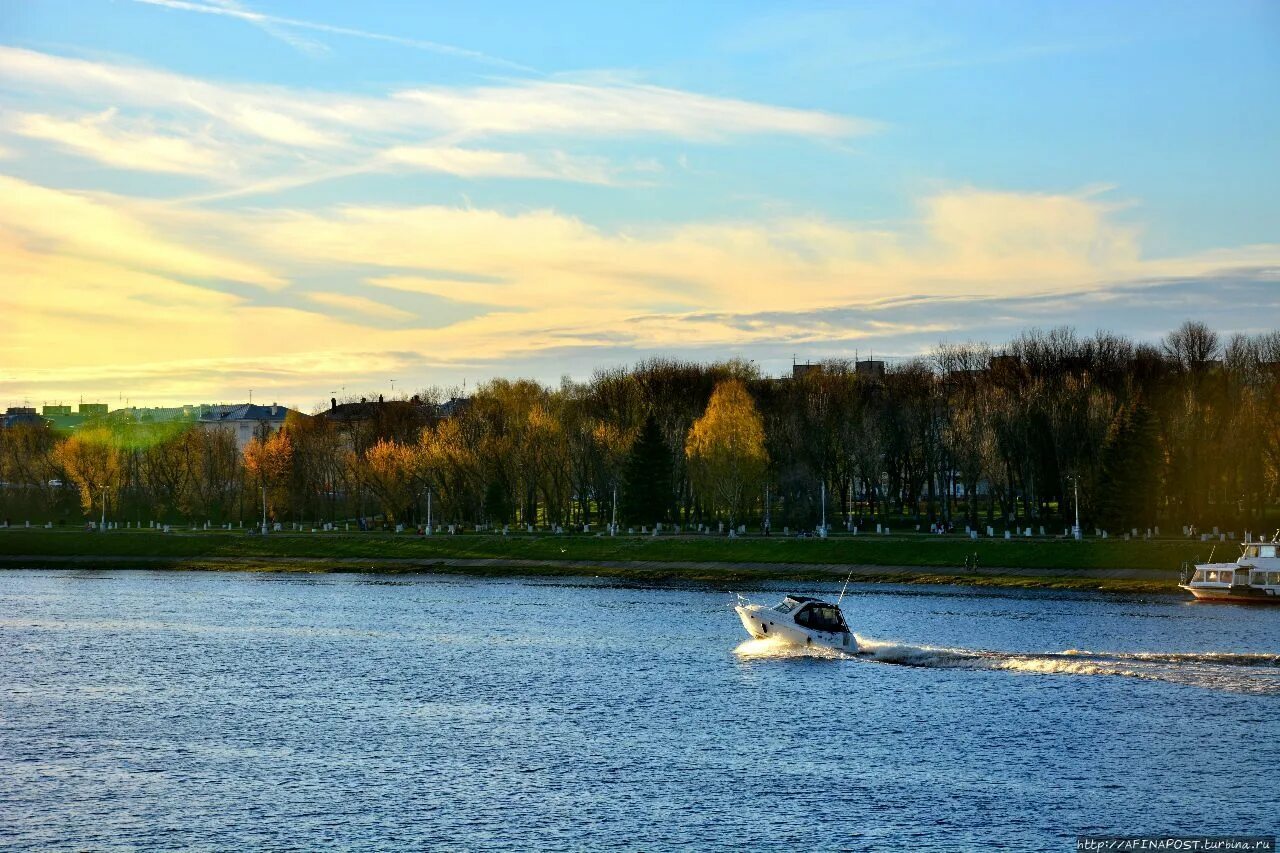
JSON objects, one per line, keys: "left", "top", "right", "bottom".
{"left": 0, "top": 0, "right": 1276, "bottom": 408}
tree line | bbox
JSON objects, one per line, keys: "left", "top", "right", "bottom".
{"left": 1, "top": 322, "right": 1277, "bottom": 535}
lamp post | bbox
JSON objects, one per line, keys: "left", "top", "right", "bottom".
{"left": 261, "top": 485, "right": 268, "bottom": 534}
{"left": 1069, "top": 475, "right": 1081, "bottom": 540}
{"left": 764, "top": 484, "right": 771, "bottom": 535}
{"left": 611, "top": 483, "right": 617, "bottom": 536}
{"left": 425, "top": 486, "right": 432, "bottom": 535}
{"left": 100, "top": 486, "right": 108, "bottom": 531}
{"left": 820, "top": 480, "right": 827, "bottom": 537}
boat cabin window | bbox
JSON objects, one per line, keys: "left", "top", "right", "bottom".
{"left": 1270, "top": 572, "right": 1280, "bottom": 586}
{"left": 796, "top": 604, "right": 847, "bottom": 632}
{"left": 1261, "top": 545, "right": 1277, "bottom": 558}
{"left": 1246, "top": 545, "right": 1260, "bottom": 558}
{"left": 773, "top": 601, "right": 796, "bottom": 614}
{"left": 1191, "top": 570, "right": 1205, "bottom": 582}
{"left": 1252, "top": 572, "right": 1267, "bottom": 586}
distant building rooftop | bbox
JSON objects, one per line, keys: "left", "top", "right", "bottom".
{"left": 855, "top": 359, "right": 886, "bottom": 379}
{"left": 2, "top": 407, "right": 45, "bottom": 429}
{"left": 199, "top": 403, "right": 293, "bottom": 424}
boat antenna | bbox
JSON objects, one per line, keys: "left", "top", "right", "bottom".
{"left": 837, "top": 568, "right": 854, "bottom": 606}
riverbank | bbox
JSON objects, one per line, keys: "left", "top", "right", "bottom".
{"left": 0, "top": 528, "right": 1204, "bottom": 592}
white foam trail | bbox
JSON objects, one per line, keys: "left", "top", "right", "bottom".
{"left": 1062, "top": 649, "right": 1280, "bottom": 668}
{"left": 851, "top": 636, "right": 1278, "bottom": 694}
{"left": 853, "top": 636, "right": 987, "bottom": 668}
{"left": 994, "top": 656, "right": 1147, "bottom": 679}
{"left": 734, "top": 636, "right": 852, "bottom": 660}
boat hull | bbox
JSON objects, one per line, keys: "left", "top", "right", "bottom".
{"left": 1178, "top": 584, "right": 1280, "bottom": 604}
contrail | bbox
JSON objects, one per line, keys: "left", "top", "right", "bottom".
{"left": 131, "top": 0, "right": 535, "bottom": 72}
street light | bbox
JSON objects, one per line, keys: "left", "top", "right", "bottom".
{"left": 1068, "top": 474, "right": 1081, "bottom": 540}
{"left": 820, "top": 480, "right": 827, "bottom": 537}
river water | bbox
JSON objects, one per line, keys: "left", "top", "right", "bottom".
{"left": 1, "top": 570, "right": 1277, "bottom": 850}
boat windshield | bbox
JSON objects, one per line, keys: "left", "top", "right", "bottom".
{"left": 796, "top": 604, "right": 847, "bottom": 632}
{"left": 773, "top": 601, "right": 796, "bottom": 614}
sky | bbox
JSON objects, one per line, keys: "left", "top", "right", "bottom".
{"left": 0, "top": 0, "right": 1277, "bottom": 411}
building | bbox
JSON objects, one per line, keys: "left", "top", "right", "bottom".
{"left": 199, "top": 403, "right": 296, "bottom": 450}
{"left": 2, "top": 407, "right": 45, "bottom": 430}
{"left": 792, "top": 362, "right": 824, "bottom": 380}
{"left": 855, "top": 359, "right": 886, "bottom": 380}
{"left": 108, "top": 405, "right": 202, "bottom": 425}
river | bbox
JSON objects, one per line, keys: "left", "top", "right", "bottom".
{"left": 1, "top": 570, "right": 1276, "bottom": 850}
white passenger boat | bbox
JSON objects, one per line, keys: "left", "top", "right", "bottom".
{"left": 1179, "top": 539, "right": 1280, "bottom": 603}
{"left": 735, "top": 594, "right": 857, "bottom": 651}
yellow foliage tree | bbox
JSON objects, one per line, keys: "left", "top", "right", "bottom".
{"left": 243, "top": 428, "right": 293, "bottom": 523}
{"left": 54, "top": 427, "right": 124, "bottom": 519}
{"left": 361, "top": 437, "right": 426, "bottom": 523}
{"left": 685, "top": 379, "right": 768, "bottom": 527}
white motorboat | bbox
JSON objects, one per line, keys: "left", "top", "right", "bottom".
{"left": 1179, "top": 538, "right": 1280, "bottom": 604}
{"left": 735, "top": 594, "right": 857, "bottom": 652}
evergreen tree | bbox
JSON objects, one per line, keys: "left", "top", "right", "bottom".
{"left": 1096, "top": 402, "right": 1160, "bottom": 532}
{"left": 483, "top": 477, "right": 512, "bottom": 524}
{"left": 621, "top": 413, "right": 672, "bottom": 524}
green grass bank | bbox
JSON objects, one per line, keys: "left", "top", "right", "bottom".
{"left": 0, "top": 528, "right": 1218, "bottom": 593}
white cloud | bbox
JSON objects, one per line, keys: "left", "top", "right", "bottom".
{"left": 0, "top": 175, "right": 283, "bottom": 287}
{"left": 380, "top": 146, "right": 623, "bottom": 184}
{"left": 4, "top": 175, "right": 1277, "bottom": 402}
{"left": 393, "top": 79, "right": 873, "bottom": 140}
{"left": 0, "top": 46, "right": 869, "bottom": 195}
{"left": 12, "top": 110, "right": 236, "bottom": 177}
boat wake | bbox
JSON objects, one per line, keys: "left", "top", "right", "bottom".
{"left": 734, "top": 637, "right": 854, "bottom": 660}
{"left": 736, "top": 635, "right": 1280, "bottom": 694}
